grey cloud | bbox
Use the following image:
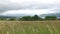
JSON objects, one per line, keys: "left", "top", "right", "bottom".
{"left": 49, "top": 6, "right": 60, "bottom": 13}
{"left": 0, "top": 0, "right": 60, "bottom": 13}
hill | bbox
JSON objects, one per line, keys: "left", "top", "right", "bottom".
{"left": 40, "top": 13, "right": 60, "bottom": 18}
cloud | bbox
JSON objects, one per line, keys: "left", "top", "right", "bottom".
{"left": 0, "top": 0, "right": 60, "bottom": 15}
{"left": 2, "top": 9, "right": 49, "bottom": 15}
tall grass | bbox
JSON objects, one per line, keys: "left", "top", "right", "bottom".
{"left": 0, "top": 20, "right": 60, "bottom": 34}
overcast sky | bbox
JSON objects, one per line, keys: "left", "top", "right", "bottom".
{"left": 0, "top": 0, "right": 60, "bottom": 16}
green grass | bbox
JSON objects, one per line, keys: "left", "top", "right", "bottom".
{"left": 0, "top": 20, "right": 60, "bottom": 34}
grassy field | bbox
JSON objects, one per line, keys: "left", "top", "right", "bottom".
{"left": 0, "top": 20, "right": 60, "bottom": 34}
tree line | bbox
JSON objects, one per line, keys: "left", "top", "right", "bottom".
{"left": 0, "top": 15, "right": 58, "bottom": 21}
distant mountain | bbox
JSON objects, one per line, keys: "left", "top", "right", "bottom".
{"left": 1, "top": 14, "right": 34, "bottom": 18}
{"left": 40, "top": 13, "right": 60, "bottom": 18}
{"left": 0, "top": 16, "right": 14, "bottom": 18}
{"left": 1, "top": 13, "right": 60, "bottom": 18}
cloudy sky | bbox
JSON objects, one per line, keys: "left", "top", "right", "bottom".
{"left": 0, "top": 0, "right": 60, "bottom": 16}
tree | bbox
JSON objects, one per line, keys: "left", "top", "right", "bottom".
{"left": 7, "top": 18, "right": 16, "bottom": 21}
{"left": 21, "top": 16, "right": 32, "bottom": 21}
{"left": 0, "top": 18, "right": 6, "bottom": 20}
{"left": 45, "top": 16, "right": 57, "bottom": 20}
{"left": 32, "top": 15, "right": 41, "bottom": 20}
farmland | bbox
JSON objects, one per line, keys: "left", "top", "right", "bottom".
{"left": 0, "top": 20, "right": 60, "bottom": 34}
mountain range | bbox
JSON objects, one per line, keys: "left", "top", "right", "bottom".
{"left": 0, "top": 13, "right": 60, "bottom": 18}
{"left": 40, "top": 13, "right": 60, "bottom": 18}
